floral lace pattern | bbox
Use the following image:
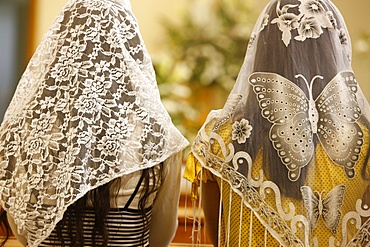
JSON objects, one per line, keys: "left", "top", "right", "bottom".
{"left": 271, "top": 0, "right": 333, "bottom": 46}
{"left": 248, "top": 0, "right": 348, "bottom": 47}
{"left": 248, "top": 0, "right": 349, "bottom": 50}
{"left": 0, "top": 0, "right": 188, "bottom": 246}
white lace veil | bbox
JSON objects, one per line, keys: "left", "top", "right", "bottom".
{"left": 0, "top": 0, "right": 188, "bottom": 246}
{"left": 189, "top": 0, "right": 370, "bottom": 245}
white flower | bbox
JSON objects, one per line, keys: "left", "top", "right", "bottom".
{"left": 118, "top": 101, "right": 135, "bottom": 115}
{"left": 25, "top": 136, "right": 46, "bottom": 155}
{"left": 30, "top": 112, "right": 57, "bottom": 135}
{"left": 232, "top": 119, "right": 253, "bottom": 144}
{"left": 298, "top": 0, "right": 332, "bottom": 28}
{"left": 271, "top": 3, "right": 300, "bottom": 46}
{"left": 109, "top": 118, "right": 135, "bottom": 139}
{"left": 8, "top": 188, "right": 30, "bottom": 225}
{"left": 74, "top": 94, "right": 106, "bottom": 122}
{"left": 97, "top": 136, "right": 121, "bottom": 156}
{"left": 271, "top": 0, "right": 334, "bottom": 46}
{"left": 295, "top": 17, "right": 323, "bottom": 42}
{"left": 143, "top": 141, "right": 162, "bottom": 161}
{"left": 39, "top": 97, "right": 56, "bottom": 110}
{"left": 299, "top": 0, "right": 322, "bottom": 16}
{"left": 50, "top": 62, "right": 77, "bottom": 83}
{"left": 59, "top": 40, "right": 86, "bottom": 61}
{"left": 4, "top": 132, "right": 21, "bottom": 157}
{"left": 82, "top": 76, "right": 111, "bottom": 97}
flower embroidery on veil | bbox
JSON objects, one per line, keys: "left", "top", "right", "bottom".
{"left": 271, "top": 0, "right": 333, "bottom": 46}
{"left": 231, "top": 118, "right": 253, "bottom": 144}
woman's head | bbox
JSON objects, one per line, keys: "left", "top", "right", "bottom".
{"left": 229, "top": 0, "right": 367, "bottom": 198}
{"left": 252, "top": 0, "right": 352, "bottom": 94}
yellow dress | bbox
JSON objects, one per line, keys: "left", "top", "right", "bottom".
{"left": 184, "top": 120, "right": 370, "bottom": 246}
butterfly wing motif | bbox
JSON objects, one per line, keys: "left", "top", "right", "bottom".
{"left": 250, "top": 71, "right": 364, "bottom": 181}
{"left": 321, "top": 184, "right": 346, "bottom": 233}
{"left": 316, "top": 71, "right": 363, "bottom": 178}
{"left": 301, "top": 185, "right": 346, "bottom": 234}
{"left": 249, "top": 72, "right": 315, "bottom": 181}
{"left": 300, "top": 186, "right": 321, "bottom": 231}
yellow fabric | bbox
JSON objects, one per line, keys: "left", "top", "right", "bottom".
{"left": 184, "top": 122, "right": 370, "bottom": 246}
{"left": 186, "top": 152, "right": 281, "bottom": 246}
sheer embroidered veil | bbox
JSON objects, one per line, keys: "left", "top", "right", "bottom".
{"left": 189, "top": 0, "right": 370, "bottom": 245}
{"left": 0, "top": 0, "right": 188, "bottom": 246}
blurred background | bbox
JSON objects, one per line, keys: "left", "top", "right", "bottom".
{"left": 1, "top": 0, "right": 369, "bottom": 145}
{"left": 0, "top": 0, "right": 369, "bottom": 245}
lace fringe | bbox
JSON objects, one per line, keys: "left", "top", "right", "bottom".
{"left": 197, "top": 168, "right": 204, "bottom": 245}
{"left": 184, "top": 169, "right": 208, "bottom": 246}
{"left": 183, "top": 172, "right": 289, "bottom": 247}
{"left": 249, "top": 210, "right": 253, "bottom": 247}
{"left": 264, "top": 228, "right": 268, "bottom": 247}
{"left": 238, "top": 199, "right": 243, "bottom": 247}
{"left": 185, "top": 179, "right": 188, "bottom": 232}
{"left": 218, "top": 180, "right": 223, "bottom": 247}
{"left": 226, "top": 185, "right": 232, "bottom": 247}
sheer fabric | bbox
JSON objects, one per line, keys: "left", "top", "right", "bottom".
{"left": 185, "top": 0, "right": 370, "bottom": 246}
{"left": 0, "top": 0, "right": 188, "bottom": 246}
{"left": 39, "top": 171, "right": 152, "bottom": 247}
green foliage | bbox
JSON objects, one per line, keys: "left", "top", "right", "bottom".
{"left": 154, "top": 0, "right": 257, "bottom": 142}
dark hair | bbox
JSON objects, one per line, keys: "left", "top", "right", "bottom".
{"left": 235, "top": 0, "right": 370, "bottom": 198}
{"left": 0, "top": 164, "right": 163, "bottom": 247}
{"left": 0, "top": 210, "right": 10, "bottom": 247}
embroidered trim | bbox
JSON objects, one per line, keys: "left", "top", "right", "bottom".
{"left": 346, "top": 217, "right": 370, "bottom": 247}
{"left": 192, "top": 127, "right": 370, "bottom": 246}
{"left": 192, "top": 130, "right": 305, "bottom": 246}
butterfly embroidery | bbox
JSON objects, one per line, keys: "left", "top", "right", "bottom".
{"left": 300, "top": 185, "right": 346, "bottom": 234}
{"left": 249, "top": 71, "right": 363, "bottom": 181}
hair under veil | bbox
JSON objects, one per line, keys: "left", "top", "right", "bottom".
{"left": 185, "top": 0, "right": 370, "bottom": 246}
{"left": 238, "top": 0, "right": 370, "bottom": 198}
